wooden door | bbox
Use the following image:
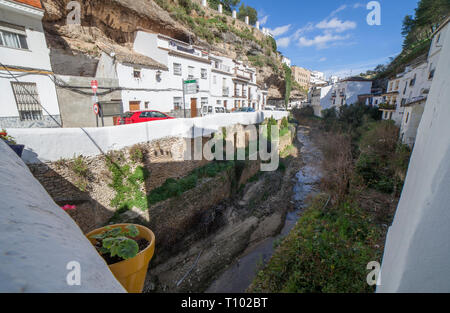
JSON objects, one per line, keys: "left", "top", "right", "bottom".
{"left": 190, "top": 98, "right": 197, "bottom": 118}
{"left": 129, "top": 101, "right": 140, "bottom": 112}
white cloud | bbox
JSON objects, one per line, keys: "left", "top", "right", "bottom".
{"left": 277, "top": 37, "right": 291, "bottom": 48}
{"left": 260, "top": 15, "right": 269, "bottom": 25}
{"left": 316, "top": 18, "right": 357, "bottom": 33}
{"left": 319, "top": 57, "right": 327, "bottom": 62}
{"left": 269, "top": 24, "right": 292, "bottom": 37}
{"left": 298, "top": 33, "right": 350, "bottom": 49}
{"left": 330, "top": 5, "right": 347, "bottom": 17}
{"left": 292, "top": 23, "right": 315, "bottom": 40}
{"left": 353, "top": 3, "right": 365, "bottom": 9}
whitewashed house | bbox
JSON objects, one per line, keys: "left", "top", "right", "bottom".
{"left": 133, "top": 31, "right": 212, "bottom": 118}
{"left": 232, "top": 61, "right": 259, "bottom": 110}
{"left": 96, "top": 42, "right": 169, "bottom": 113}
{"left": 331, "top": 77, "right": 373, "bottom": 108}
{"left": 209, "top": 54, "right": 234, "bottom": 110}
{"left": 310, "top": 85, "right": 333, "bottom": 117}
{"left": 0, "top": 0, "right": 60, "bottom": 128}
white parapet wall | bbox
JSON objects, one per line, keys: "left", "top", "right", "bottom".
{"left": 6, "top": 111, "right": 289, "bottom": 164}
{"left": 377, "top": 22, "right": 450, "bottom": 292}
{"left": 0, "top": 141, "right": 125, "bottom": 292}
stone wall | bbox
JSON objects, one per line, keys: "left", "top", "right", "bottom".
{"left": 0, "top": 115, "right": 61, "bottom": 129}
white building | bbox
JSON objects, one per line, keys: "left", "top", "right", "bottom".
{"left": 310, "top": 85, "right": 333, "bottom": 117}
{"left": 0, "top": 0, "right": 61, "bottom": 128}
{"left": 132, "top": 31, "right": 213, "bottom": 118}
{"left": 282, "top": 56, "right": 291, "bottom": 67}
{"left": 379, "top": 17, "right": 446, "bottom": 148}
{"left": 209, "top": 54, "right": 234, "bottom": 111}
{"left": 398, "top": 62, "right": 431, "bottom": 147}
{"left": 310, "top": 71, "right": 327, "bottom": 85}
{"left": 377, "top": 16, "right": 450, "bottom": 293}
{"left": 232, "top": 60, "right": 260, "bottom": 111}
{"left": 330, "top": 77, "right": 372, "bottom": 108}
{"left": 96, "top": 42, "right": 169, "bottom": 113}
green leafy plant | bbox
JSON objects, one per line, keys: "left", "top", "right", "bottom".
{"left": 90, "top": 225, "right": 140, "bottom": 260}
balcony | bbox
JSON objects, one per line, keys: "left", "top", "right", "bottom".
{"left": 331, "top": 92, "right": 337, "bottom": 97}
{"left": 213, "top": 62, "right": 231, "bottom": 73}
{"left": 234, "top": 68, "right": 251, "bottom": 80}
{"left": 378, "top": 102, "right": 396, "bottom": 111}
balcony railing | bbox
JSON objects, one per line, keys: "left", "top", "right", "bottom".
{"left": 234, "top": 68, "right": 251, "bottom": 80}
{"left": 378, "top": 103, "right": 396, "bottom": 110}
{"left": 214, "top": 62, "right": 231, "bottom": 73}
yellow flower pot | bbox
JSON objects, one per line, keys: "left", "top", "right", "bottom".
{"left": 87, "top": 224, "right": 155, "bottom": 293}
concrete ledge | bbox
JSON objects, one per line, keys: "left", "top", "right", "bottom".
{"left": 0, "top": 141, "right": 125, "bottom": 292}
{"left": 7, "top": 111, "right": 288, "bottom": 163}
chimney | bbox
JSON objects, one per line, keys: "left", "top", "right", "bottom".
{"left": 256, "top": 21, "right": 260, "bottom": 29}
{"left": 232, "top": 10, "right": 237, "bottom": 19}
{"left": 202, "top": 0, "right": 207, "bottom": 7}
{"left": 245, "top": 16, "right": 249, "bottom": 25}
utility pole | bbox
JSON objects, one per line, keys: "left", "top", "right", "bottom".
{"left": 182, "top": 79, "right": 187, "bottom": 118}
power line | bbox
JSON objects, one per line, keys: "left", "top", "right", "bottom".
{"left": 0, "top": 61, "right": 62, "bottom": 128}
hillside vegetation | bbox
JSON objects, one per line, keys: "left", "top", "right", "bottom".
{"left": 367, "top": 0, "right": 450, "bottom": 79}
{"left": 249, "top": 106, "right": 411, "bottom": 293}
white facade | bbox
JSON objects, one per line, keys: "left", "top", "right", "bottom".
{"left": 282, "top": 57, "right": 291, "bottom": 67}
{"left": 232, "top": 61, "right": 260, "bottom": 111}
{"left": 378, "top": 18, "right": 450, "bottom": 292}
{"left": 310, "top": 85, "right": 333, "bottom": 117}
{"left": 209, "top": 54, "right": 234, "bottom": 111}
{"left": 131, "top": 31, "right": 212, "bottom": 117}
{"left": 398, "top": 62, "right": 431, "bottom": 147}
{"left": 0, "top": 0, "right": 60, "bottom": 128}
{"left": 310, "top": 71, "right": 327, "bottom": 85}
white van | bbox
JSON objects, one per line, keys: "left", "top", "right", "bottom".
{"left": 201, "top": 105, "right": 227, "bottom": 116}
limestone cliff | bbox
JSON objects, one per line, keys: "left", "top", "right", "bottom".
{"left": 41, "top": 0, "right": 291, "bottom": 99}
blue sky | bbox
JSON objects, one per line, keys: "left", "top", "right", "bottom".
{"left": 241, "top": 0, "right": 419, "bottom": 78}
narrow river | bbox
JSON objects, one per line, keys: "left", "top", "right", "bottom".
{"left": 206, "top": 127, "right": 322, "bottom": 293}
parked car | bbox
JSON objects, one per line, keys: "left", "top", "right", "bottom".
{"left": 118, "top": 110, "right": 175, "bottom": 125}
{"left": 233, "top": 107, "right": 256, "bottom": 113}
{"left": 201, "top": 105, "right": 227, "bottom": 116}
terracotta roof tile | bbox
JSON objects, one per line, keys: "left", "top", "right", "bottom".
{"left": 12, "top": 0, "right": 43, "bottom": 9}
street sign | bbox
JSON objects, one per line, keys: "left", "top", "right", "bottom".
{"left": 91, "top": 80, "right": 98, "bottom": 93}
{"left": 184, "top": 79, "right": 199, "bottom": 95}
{"left": 93, "top": 103, "right": 99, "bottom": 115}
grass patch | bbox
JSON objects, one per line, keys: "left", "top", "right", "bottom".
{"left": 147, "top": 161, "right": 234, "bottom": 205}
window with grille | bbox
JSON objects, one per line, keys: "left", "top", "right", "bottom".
{"left": 11, "top": 82, "right": 43, "bottom": 120}
{"left": 201, "top": 68, "right": 207, "bottom": 79}
{"left": 173, "top": 63, "right": 182, "bottom": 76}
{"left": 173, "top": 97, "right": 182, "bottom": 110}
{"left": 201, "top": 97, "right": 208, "bottom": 106}
{"left": 0, "top": 22, "right": 28, "bottom": 50}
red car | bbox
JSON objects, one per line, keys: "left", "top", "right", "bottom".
{"left": 118, "top": 110, "right": 175, "bottom": 125}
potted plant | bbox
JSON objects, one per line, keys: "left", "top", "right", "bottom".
{"left": 86, "top": 224, "right": 155, "bottom": 293}
{"left": 0, "top": 129, "right": 25, "bottom": 157}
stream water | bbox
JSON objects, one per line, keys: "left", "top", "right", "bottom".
{"left": 206, "top": 127, "right": 322, "bottom": 293}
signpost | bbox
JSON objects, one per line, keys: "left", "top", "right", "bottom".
{"left": 182, "top": 79, "right": 199, "bottom": 118}
{"left": 91, "top": 80, "right": 104, "bottom": 127}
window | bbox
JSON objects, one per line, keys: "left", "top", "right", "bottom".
{"left": 201, "top": 97, "right": 208, "bottom": 107}
{"left": 213, "top": 75, "right": 217, "bottom": 85}
{"left": 11, "top": 82, "right": 43, "bottom": 120}
{"left": 410, "top": 74, "right": 416, "bottom": 86}
{"left": 437, "top": 33, "right": 441, "bottom": 44}
{"left": 201, "top": 68, "right": 207, "bottom": 79}
{"left": 133, "top": 68, "right": 141, "bottom": 79}
{"left": 216, "top": 100, "right": 222, "bottom": 105}
{"left": 188, "top": 66, "right": 194, "bottom": 79}
{"left": 429, "top": 69, "right": 435, "bottom": 80}
{"left": 173, "top": 63, "right": 182, "bottom": 76}
{"left": 173, "top": 97, "right": 182, "bottom": 110}
{"left": 144, "top": 101, "right": 149, "bottom": 109}
{"left": 405, "top": 112, "right": 410, "bottom": 124}
{"left": 0, "top": 23, "right": 28, "bottom": 50}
